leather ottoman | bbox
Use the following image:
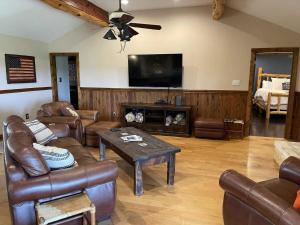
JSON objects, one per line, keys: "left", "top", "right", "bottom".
{"left": 194, "top": 118, "right": 225, "bottom": 139}
{"left": 85, "top": 121, "right": 121, "bottom": 147}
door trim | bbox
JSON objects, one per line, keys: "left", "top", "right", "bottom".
{"left": 49, "top": 52, "right": 81, "bottom": 108}
{"left": 246, "top": 47, "right": 299, "bottom": 139}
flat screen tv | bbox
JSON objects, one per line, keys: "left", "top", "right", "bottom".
{"left": 128, "top": 54, "right": 183, "bottom": 87}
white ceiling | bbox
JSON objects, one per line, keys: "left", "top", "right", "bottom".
{"left": 227, "top": 0, "right": 300, "bottom": 34}
{"left": 0, "top": 0, "right": 84, "bottom": 43}
{"left": 0, "top": 0, "right": 300, "bottom": 43}
{"left": 90, "top": 0, "right": 212, "bottom": 12}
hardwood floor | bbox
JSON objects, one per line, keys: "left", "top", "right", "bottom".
{"left": 0, "top": 136, "right": 279, "bottom": 225}
{"left": 250, "top": 107, "right": 286, "bottom": 138}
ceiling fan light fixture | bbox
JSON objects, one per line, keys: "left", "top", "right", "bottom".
{"left": 122, "top": 26, "right": 138, "bottom": 40}
{"left": 103, "top": 29, "right": 117, "bottom": 40}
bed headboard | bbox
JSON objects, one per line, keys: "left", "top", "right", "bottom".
{"left": 256, "top": 67, "right": 291, "bottom": 90}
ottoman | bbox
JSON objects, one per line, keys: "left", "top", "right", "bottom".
{"left": 194, "top": 118, "right": 225, "bottom": 139}
{"left": 85, "top": 121, "right": 121, "bottom": 147}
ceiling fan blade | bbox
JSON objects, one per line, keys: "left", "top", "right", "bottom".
{"left": 120, "top": 14, "right": 134, "bottom": 24}
{"left": 129, "top": 23, "right": 162, "bottom": 30}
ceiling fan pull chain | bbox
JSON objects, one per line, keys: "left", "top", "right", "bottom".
{"left": 123, "top": 41, "right": 127, "bottom": 52}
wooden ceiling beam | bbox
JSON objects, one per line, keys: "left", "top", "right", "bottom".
{"left": 42, "top": 0, "right": 109, "bottom": 27}
{"left": 212, "top": 0, "right": 225, "bottom": 20}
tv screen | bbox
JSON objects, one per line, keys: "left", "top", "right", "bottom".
{"left": 128, "top": 54, "right": 183, "bottom": 87}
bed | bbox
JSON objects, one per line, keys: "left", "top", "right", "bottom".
{"left": 253, "top": 67, "right": 290, "bottom": 121}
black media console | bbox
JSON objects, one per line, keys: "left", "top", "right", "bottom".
{"left": 121, "top": 103, "right": 192, "bottom": 137}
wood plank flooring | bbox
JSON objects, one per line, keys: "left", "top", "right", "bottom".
{"left": 0, "top": 136, "right": 279, "bottom": 225}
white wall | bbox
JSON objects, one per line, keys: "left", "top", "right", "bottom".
{"left": 0, "top": 34, "right": 52, "bottom": 133}
{"left": 49, "top": 6, "right": 300, "bottom": 91}
{"left": 56, "top": 56, "right": 71, "bottom": 102}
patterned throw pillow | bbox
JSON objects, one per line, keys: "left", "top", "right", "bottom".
{"left": 282, "top": 82, "right": 290, "bottom": 90}
{"left": 33, "top": 143, "right": 76, "bottom": 170}
{"left": 61, "top": 106, "right": 79, "bottom": 117}
{"left": 24, "top": 120, "right": 57, "bottom": 145}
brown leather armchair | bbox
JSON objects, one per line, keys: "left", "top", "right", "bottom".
{"left": 3, "top": 115, "right": 118, "bottom": 225}
{"left": 220, "top": 157, "right": 300, "bottom": 225}
{"left": 37, "top": 101, "right": 100, "bottom": 144}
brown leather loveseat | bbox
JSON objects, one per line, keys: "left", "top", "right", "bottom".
{"left": 220, "top": 157, "right": 300, "bottom": 225}
{"left": 3, "top": 115, "right": 118, "bottom": 225}
{"left": 37, "top": 101, "right": 100, "bottom": 144}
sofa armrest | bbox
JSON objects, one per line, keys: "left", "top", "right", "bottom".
{"left": 9, "top": 160, "right": 118, "bottom": 204}
{"left": 37, "top": 116, "right": 81, "bottom": 129}
{"left": 47, "top": 123, "right": 70, "bottom": 138}
{"left": 220, "top": 170, "right": 300, "bottom": 225}
{"left": 76, "top": 110, "right": 100, "bottom": 122}
{"left": 279, "top": 156, "right": 300, "bottom": 185}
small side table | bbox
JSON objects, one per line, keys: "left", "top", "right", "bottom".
{"left": 224, "top": 119, "right": 244, "bottom": 139}
{"left": 35, "top": 193, "right": 96, "bottom": 225}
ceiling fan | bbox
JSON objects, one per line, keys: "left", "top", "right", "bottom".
{"left": 103, "top": 0, "right": 162, "bottom": 50}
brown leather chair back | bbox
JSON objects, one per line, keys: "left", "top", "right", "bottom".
{"left": 40, "top": 101, "right": 73, "bottom": 116}
{"left": 3, "top": 116, "right": 28, "bottom": 186}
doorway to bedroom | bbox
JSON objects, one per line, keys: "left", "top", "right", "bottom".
{"left": 247, "top": 48, "right": 299, "bottom": 138}
{"left": 50, "top": 53, "right": 80, "bottom": 109}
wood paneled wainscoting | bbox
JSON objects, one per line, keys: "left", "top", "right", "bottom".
{"left": 291, "top": 92, "right": 300, "bottom": 141}
{"left": 80, "top": 88, "right": 248, "bottom": 126}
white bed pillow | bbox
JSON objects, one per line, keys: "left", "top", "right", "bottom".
{"left": 262, "top": 80, "right": 272, "bottom": 89}
{"left": 24, "top": 120, "right": 57, "bottom": 145}
{"left": 271, "top": 78, "right": 290, "bottom": 90}
{"left": 33, "top": 143, "right": 75, "bottom": 170}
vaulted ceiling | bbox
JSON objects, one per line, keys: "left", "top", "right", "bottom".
{"left": 0, "top": 0, "right": 84, "bottom": 43}
{"left": 89, "top": 0, "right": 212, "bottom": 12}
{"left": 0, "top": 0, "right": 299, "bottom": 43}
{"left": 227, "top": 0, "right": 300, "bottom": 35}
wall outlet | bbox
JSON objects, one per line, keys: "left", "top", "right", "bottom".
{"left": 112, "top": 112, "right": 117, "bottom": 117}
{"left": 25, "top": 113, "right": 29, "bottom": 120}
{"left": 232, "top": 80, "right": 241, "bottom": 86}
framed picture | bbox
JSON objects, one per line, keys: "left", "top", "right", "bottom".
{"left": 5, "top": 54, "right": 36, "bottom": 84}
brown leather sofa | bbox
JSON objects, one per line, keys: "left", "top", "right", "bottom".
{"left": 3, "top": 115, "right": 118, "bottom": 225}
{"left": 220, "top": 157, "right": 300, "bottom": 225}
{"left": 37, "top": 101, "right": 100, "bottom": 144}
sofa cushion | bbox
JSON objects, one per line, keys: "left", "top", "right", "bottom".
{"left": 81, "top": 119, "right": 95, "bottom": 130}
{"left": 7, "top": 133, "right": 50, "bottom": 177}
{"left": 259, "top": 178, "right": 300, "bottom": 205}
{"left": 85, "top": 121, "right": 122, "bottom": 135}
{"left": 67, "top": 145, "right": 97, "bottom": 165}
{"left": 6, "top": 121, "right": 35, "bottom": 138}
{"left": 24, "top": 120, "right": 57, "bottom": 145}
{"left": 4, "top": 115, "right": 25, "bottom": 126}
{"left": 47, "top": 137, "right": 82, "bottom": 149}
{"left": 33, "top": 143, "right": 76, "bottom": 170}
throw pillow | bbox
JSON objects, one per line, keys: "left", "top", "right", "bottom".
{"left": 271, "top": 78, "right": 290, "bottom": 90}
{"left": 61, "top": 106, "right": 79, "bottom": 117}
{"left": 293, "top": 190, "right": 300, "bottom": 210}
{"left": 282, "top": 82, "right": 290, "bottom": 90}
{"left": 33, "top": 143, "right": 75, "bottom": 170}
{"left": 24, "top": 120, "right": 57, "bottom": 145}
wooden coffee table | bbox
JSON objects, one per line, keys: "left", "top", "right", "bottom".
{"left": 97, "top": 127, "right": 181, "bottom": 196}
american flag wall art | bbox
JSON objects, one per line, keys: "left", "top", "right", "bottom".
{"left": 5, "top": 54, "right": 36, "bottom": 83}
